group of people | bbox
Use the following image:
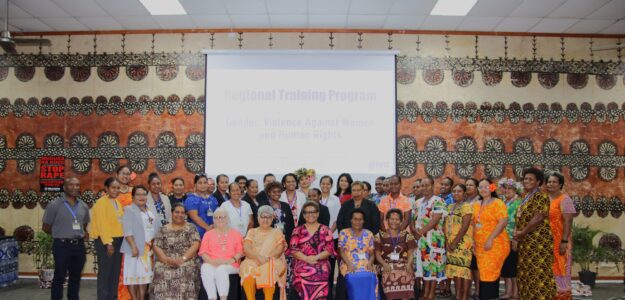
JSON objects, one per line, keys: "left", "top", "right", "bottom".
{"left": 42, "top": 166, "right": 575, "bottom": 300}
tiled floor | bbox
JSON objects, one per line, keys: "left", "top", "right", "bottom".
{"left": 0, "top": 279, "right": 623, "bottom": 299}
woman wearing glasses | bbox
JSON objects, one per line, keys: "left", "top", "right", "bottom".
{"left": 239, "top": 205, "right": 288, "bottom": 300}
{"left": 288, "top": 201, "right": 335, "bottom": 300}
{"left": 198, "top": 208, "right": 244, "bottom": 300}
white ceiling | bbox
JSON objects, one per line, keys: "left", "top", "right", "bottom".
{"left": 2, "top": 0, "right": 624, "bottom": 34}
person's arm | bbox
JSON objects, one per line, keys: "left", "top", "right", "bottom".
{"left": 125, "top": 235, "right": 139, "bottom": 257}
{"left": 339, "top": 246, "right": 355, "bottom": 273}
{"left": 248, "top": 214, "right": 254, "bottom": 230}
{"left": 514, "top": 213, "right": 546, "bottom": 240}
{"left": 268, "top": 239, "right": 285, "bottom": 259}
{"left": 375, "top": 248, "right": 391, "bottom": 272}
{"left": 187, "top": 210, "right": 212, "bottom": 232}
{"left": 401, "top": 210, "right": 411, "bottom": 230}
{"left": 95, "top": 201, "right": 116, "bottom": 256}
{"left": 379, "top": 210, "right": 386, "bottom": 232}
{"left": 485, "top": 217, "right": 507, "bottom": 251}
{"left": 449, "top": 214, "right": 473, "bottom": 250}
{"left": 153, "top": 245, "right": 174, "bottom": 266}
{"left": 560, "top": 212, "right": 574, "bottom": 255}
{"left": 176, "top": 240, "right": 200, "bottom": 266}
{"left": 42, "top": 223, "right": 52, "bottom": 234}
{"left": 418, "top": 213, "right": 442, "bottom": 236}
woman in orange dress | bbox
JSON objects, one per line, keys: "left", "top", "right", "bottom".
{"left": 546, "top": 172, "right": 575, "bottom": 300}
{"left": 115, "top": 165, "right": 133, "bottom": 300}
{"left": 472, "top": 179, "right": 509, "bottom": 300}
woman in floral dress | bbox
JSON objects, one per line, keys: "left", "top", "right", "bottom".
{"left": 411, "top": 177, "right": 446, "bottom": 300}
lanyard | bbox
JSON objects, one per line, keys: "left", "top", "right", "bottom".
{"left": 233, "top": 201, "right": 243, "bottom": 219}
{"left": 390, "top": 232, "right": 401, "bottom": 252}
{"left": 287, "top": 192, "right": 297, "bottom": 209}
{"left": 63, "top": 201, "right": 79, "bottom": 221}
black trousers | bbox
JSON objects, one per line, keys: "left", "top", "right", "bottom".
{"left": 51, "top": 239, "right": 86, "bottom": 300}
{"left": 479, "top": 280, "right": 500, "bottom": 300}
{"left": 95, "top": 237, "right": 123, "bottom": 300}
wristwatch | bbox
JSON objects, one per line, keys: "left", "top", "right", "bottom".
{"left": 182, "top": 256, "right": 187, "bottom": 261}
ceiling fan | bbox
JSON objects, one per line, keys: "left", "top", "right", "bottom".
{"left": 0, "top": 0, "right": 51, "bottom": 54}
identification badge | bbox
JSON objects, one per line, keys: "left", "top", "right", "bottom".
{"left": 238, "top": 222, "right": 245, "bottom": 229}
{"left": 276, "top": 222, "right": 284, "bottom": 231}
{"left": 72, "top": 220, "right": 81, "bottom": 231}
{"left": 207, "top": 210, "right": 214, "bottom": 217}
{"left": 357, "top": 253, "right": 367, "bottom": 260}
{"left": 476, "top": 223, "right": 483, "bottom": 229}
{"left": 390, "top": 252, "right": 400, "bottom": 261}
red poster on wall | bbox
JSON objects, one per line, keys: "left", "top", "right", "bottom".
{"left": 40, "top": 156, "right": 65, "bottom": 192}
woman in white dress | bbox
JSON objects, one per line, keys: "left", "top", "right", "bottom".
{"left": 121, "top": 185, "right": 161, "bottom": 300}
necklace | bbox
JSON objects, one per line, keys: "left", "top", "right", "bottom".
{"left": 217, "top": 230, "right": 228, "bottom": 251}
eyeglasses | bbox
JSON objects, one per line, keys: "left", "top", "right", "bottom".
{"left": 303, "top": 211, "right": 318, "bottom": 215}
{"left": 259, "top": 215, "right": 273, "bottom": 219}
{"left": 214, "top": 216, "right": 227, "bottom": 220}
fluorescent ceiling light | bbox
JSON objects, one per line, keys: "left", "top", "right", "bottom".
{"left": 139, "top": 0, "right": 187, "bottom": 15}
{"left": 430, "top": 0, "right": 477, "bottom": 16}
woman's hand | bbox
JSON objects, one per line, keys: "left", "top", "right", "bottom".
{"left": 306, "top": 255, "right": 318, "bottom": 265}
{"left": 447, "top": 241, "right": 458, "bottom": 251}
{"left": 405, "top": 264, "right": 412, "bottom": 274}
{"left": 257, "top": 255, "right": 269, "bottom": 265}
{"left": 347, "top": 263, "right": 356, "bottom": 274}
{"left": 513, "top": 230, "right": 525, "bottom": 241}
{"left": 382, "top": 263, "right": 392, "bottom": 272}
{"left": 559, "top": 242, "right": 567, "bottom": 256}
{"left": 131, "top": 245, "right": 139, "bottom": 257}
{"left": 106, "top": 244, "right": 114, "bottom": 257}
{"left": 484, "top": 238, "right": 493, "bottom": 251}
{"left": 511, "top": 240, "right": 518, "bottom": 252}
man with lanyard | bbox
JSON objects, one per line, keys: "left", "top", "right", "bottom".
{"left": 439, "top": 176, "right": 455, "bottom": 206}
{"left": 42, "top": 177, "right": 90, "bottom": 300}
{"left": 378, "top": 175, "right": 411, "bottom": 231}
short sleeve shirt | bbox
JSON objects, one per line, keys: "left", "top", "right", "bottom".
{"left": 42, "top": 196, "right": 90, "bottom": 239}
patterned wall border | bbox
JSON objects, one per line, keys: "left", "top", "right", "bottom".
{"left": 0, "top": 131, "right": 623, "bottom": 182}
{"left": 396, "top": 135, "right": 623, "bottom": 182}
{"left": 0, "top": 131, "right": 205, "bottom": 175}
{"left": 0, "top": 188, "right": 622, "bottom": 218}
{"left": 1, "top": 98, "right": 625, "bottom": 126}
{"left": 397, "top": 101, "right": 625, "bottom": 124}
{"left": 0, "top": 94, "right": 204, "bottom": 118}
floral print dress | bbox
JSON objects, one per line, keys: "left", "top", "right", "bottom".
{"left": 413, "top": 195, "right": 447, "bottom": 282}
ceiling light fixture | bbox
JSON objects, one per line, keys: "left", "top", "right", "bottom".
{"left": 139, "top": 0, "right": 187, "bottom": 15}
{"left": 430, "top": 0, "right": 477, "bottom": 16}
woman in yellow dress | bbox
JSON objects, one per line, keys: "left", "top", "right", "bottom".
{"left": 444, "top": 184, "right": 473, "bottom": 300}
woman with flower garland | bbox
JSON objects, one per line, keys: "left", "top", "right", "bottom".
{"left": 295, "top": 168, "right": 316, "bottom": 200}
{"left": 498, "top": 178, "right": 523, "bottom": 300}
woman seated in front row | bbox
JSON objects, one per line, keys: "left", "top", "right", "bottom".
{"left": 375, "top": 208, "right": 416, "bottom": 300}
{"left": 239, "top": 205, "right": 288, "bottom": 300}
{"left": 338, "top": 208, "right": 377, "bottom": 300}
{"left": 199, "top": 208, "right": 244, "bottom": 300}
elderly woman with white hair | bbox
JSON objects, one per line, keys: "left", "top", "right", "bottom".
{"left": 240, "top": 205, "right": 288, "bottom": 300}
{"left": 198, "top": 207, "right": 244, "bottom": 300}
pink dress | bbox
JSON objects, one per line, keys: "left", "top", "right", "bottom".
{"left": 287, "top": 224, "right": 336, "bottom": 300}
